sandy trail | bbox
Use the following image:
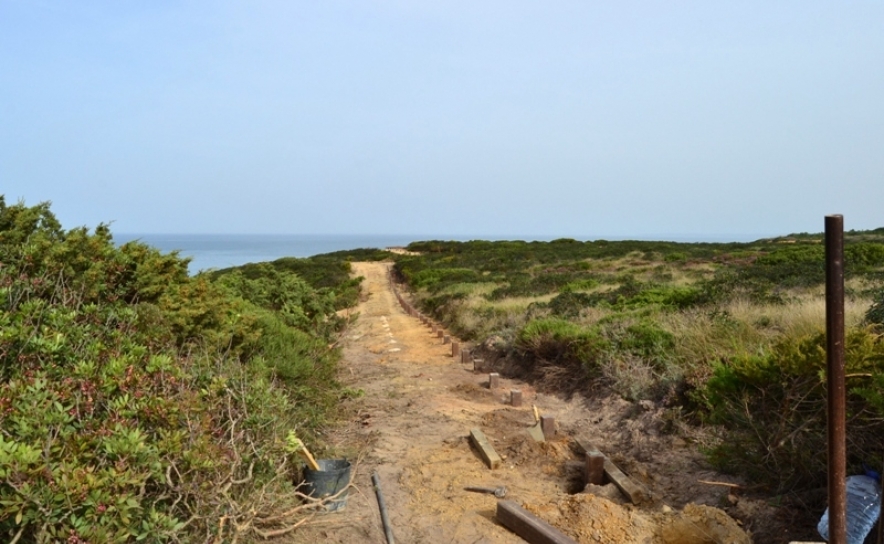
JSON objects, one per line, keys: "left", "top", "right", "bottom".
{"left": 291, "top": 262, "right": 759, "bottom": 543}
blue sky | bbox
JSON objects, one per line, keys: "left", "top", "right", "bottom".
{"left": 3, "top": 1, "right": 882, "bottom": 240}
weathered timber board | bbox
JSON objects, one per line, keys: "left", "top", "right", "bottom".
{"left": 469, "top": 428, "right": 502, "bottom": 469}
{"left": 496, "top": 500, "right": 579, "bottom": 544}
{"left": 603, "top": 459, "right": 646, "bottom": 504}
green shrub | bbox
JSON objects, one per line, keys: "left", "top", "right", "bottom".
{"left": 616, "top": 321, "right": 675, "bottom": 365}
{"left": 696, "top": 328, "right": 884, "bottom": 492}
{"left": 548, "top": 291, "right": 594, "bottom": 318}
{"left": 408, "top": 267, "right": 480, "bottom": 292}
{"left": 0, "top": 197, "right": 346, "bottom": 542}
{"left": 623, "top": 286, "right": 705, "bottom": 310}
{"left": 867, "top": 290, "right": 884, "bottom": 326}
{"left": 515, "top": 319, "right": 608, "bottom": 370}
{"left": 846, "top": 242, "right": 884, "bottom": 270}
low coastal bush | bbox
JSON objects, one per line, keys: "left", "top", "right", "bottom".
{"left": 867, "top": 289, "right": 884, "bottom": 326}
{"left": 515, "top": 318, "right": 607, "bottom": 371}
{"left": 0, "top": 197, "right": 348, "bottom": 542}
{"left": 696, "top": 328, "right": 884, "bottom": 492}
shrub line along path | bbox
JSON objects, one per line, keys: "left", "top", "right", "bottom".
{"left": 292, "top": 262, "right": 762, "bottom": 543}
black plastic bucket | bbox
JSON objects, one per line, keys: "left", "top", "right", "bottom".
{"left": 302, "top": 459, "right": 351, "bottom": 512}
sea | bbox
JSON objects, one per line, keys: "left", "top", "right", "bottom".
{"left": 114, "top": 232, "right": 768, "bottom": 275}
{"left": 113, "top": 234, "right": 427, "bottom": 274}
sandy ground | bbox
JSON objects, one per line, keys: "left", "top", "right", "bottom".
{"left": 288, "top": 262, "right": 809, "bottom": 543}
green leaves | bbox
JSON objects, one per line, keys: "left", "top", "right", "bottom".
{"left": 0, "top": 197, "right": 347, "bottom": 541}
{"left": 697, "top": 328, "right": 884, "bottom": 491}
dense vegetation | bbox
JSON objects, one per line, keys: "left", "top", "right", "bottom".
{"left": 5, "top": 192, "right": 884, "bottom": 538}
{"left": 0, "top": 198, "right": 370, "bottom": 542}
{"left": 395, "top": 234, "right": 884, "bottom": 495}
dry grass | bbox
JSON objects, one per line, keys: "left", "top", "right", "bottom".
{"left": 723, "top": 296, "right": 871, "bottom": 338}
{"left": 657, "top": 295, "right": 874, "bottom": 372}
{"left": 437, "top": 281, "right": 499, "bottom": 297}
{"left": 599, "top": 354, "right": 658, "bottom": 401}
{"left": 484, "top": 294, "right": 556, "bottom": 310}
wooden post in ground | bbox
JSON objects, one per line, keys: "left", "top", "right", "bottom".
{"left": 451, "top": 342, "right": 460, "bottom": 358}
{"left": 489, "top": 373, "right": 500, "bottom": 389}
{"left": 585, "top": 452, "right": 605, "bottom": 486}
{"left": 541, "top": 416, "right": 555, "bottom": 439}
{"left": 511, "top": 390, "right": 522, "bottom": 407}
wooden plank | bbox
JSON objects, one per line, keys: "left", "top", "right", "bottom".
{"left": 496, "top": 500, "right": 578, "bottom": 544}
{"left": 572, "top": 438, "right": 596, "bottom": 456}
{"left": 603, "top": 459, "right": 647, "bottom": 505}
{"left": 469, "top": 428, "right": 502, "bottom": 470}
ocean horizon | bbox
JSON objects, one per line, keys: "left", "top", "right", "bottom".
{"left": 114, "top": 233, "right": 428, "bottom": 273}
{"left": 114, "top": 232, "right": 774, "bottom": 274}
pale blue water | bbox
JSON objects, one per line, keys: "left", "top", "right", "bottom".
{"left": 114, "top": 234, "right": 420, "bottom": 274}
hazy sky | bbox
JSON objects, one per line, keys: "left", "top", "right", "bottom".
{"left": 3, "top": 1, "right": 882, "bottom": 240}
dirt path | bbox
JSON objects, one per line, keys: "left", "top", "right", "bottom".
{"left": 292, "top": 262, "right": 772, "bottom": 543}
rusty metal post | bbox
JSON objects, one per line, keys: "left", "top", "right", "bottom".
{"left": 826, "top": 214, "right": 847, "bottom": 544}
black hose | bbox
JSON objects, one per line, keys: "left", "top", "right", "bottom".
{"left": 372, "top": 471, "right": 395, "bottom": 544}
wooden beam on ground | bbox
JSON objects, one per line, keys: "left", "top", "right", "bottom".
{"left": 603, "top": 459, "right": 646, "bottom": 505}
{"left": 496, "top": 500, "right": 578, "bottom": 544}
{"left": 572, "top": 438, "right": 596, "bottom": 457}
{"left": 469, "top": 428, "right": 502, "bottom": 470}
